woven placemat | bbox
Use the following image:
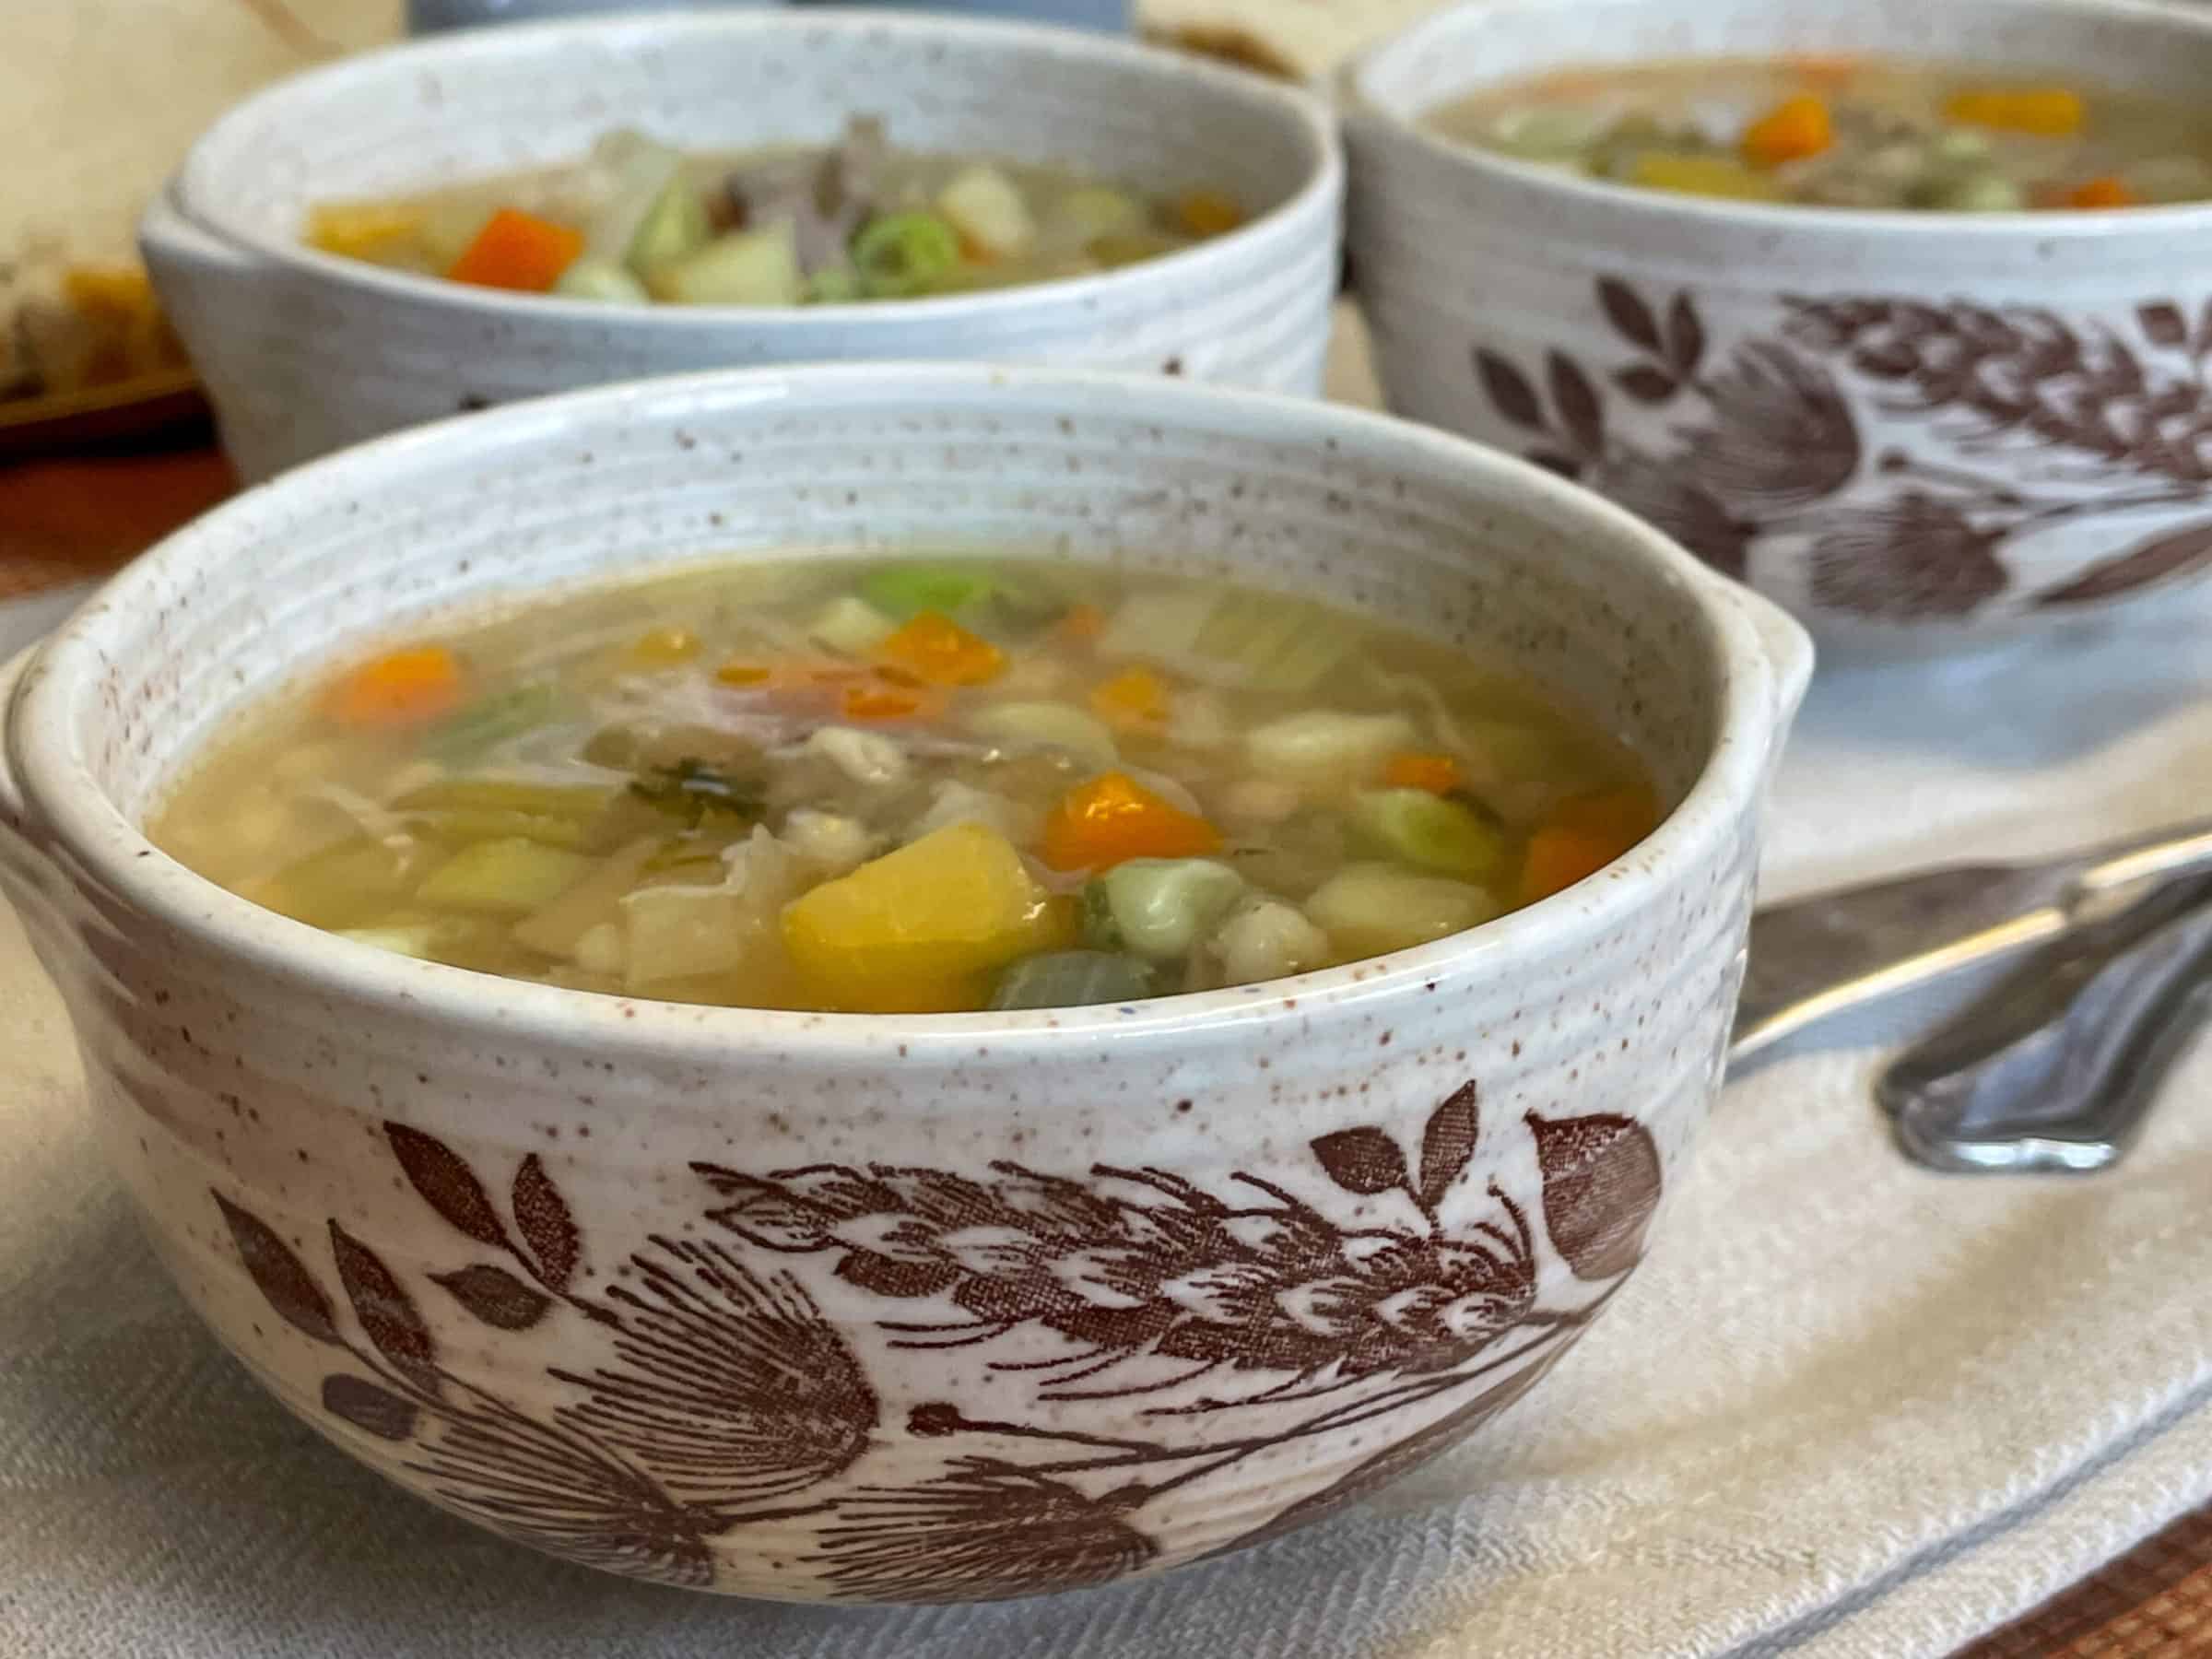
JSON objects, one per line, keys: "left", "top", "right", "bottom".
{"left": 1960, "top": 1505, "right": 2212, "bottom": 1657}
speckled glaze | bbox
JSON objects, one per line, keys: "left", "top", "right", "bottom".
{"left": 140, "top": 8, "right": 1342, "bottom": 482}
{"left": 0, "top": 366, "right": 1809, "bottom": 1602}
{"left": 1344, "top": 0, "right": 2212, "bottom": 659}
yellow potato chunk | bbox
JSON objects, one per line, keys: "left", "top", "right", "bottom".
{"left": 781, "top": 822, "right": 1072, "bottom": 1011}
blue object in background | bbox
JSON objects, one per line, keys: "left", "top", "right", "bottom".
{"left": 408, "top": 0, "right": 1130, "bottom": 33}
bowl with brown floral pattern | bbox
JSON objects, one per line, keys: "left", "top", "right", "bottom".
{"left": 0, "top": 363, "right": 1807, "bottom": 1601}
{"left": 1343, "top": 0, "right": 2212, "bottom": 658}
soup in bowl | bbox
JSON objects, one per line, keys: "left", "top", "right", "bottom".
{"left": 1344, "top": 0, "right": 2212, "bottom": 658}
{"left": 0, "top": 365, "right": 1807, "bottom": 1599}
{"left": 140, "top": 9, "right": 1341, "bottom": 480}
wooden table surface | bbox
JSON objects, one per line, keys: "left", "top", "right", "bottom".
{"left": 3, "top": 421, "right": 2207, "bottom": 1657}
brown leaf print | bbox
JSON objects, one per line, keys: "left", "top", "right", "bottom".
{"left": 406, "top": 1398, "right": 720, "bottom": 1587}
{"left": 1614, "top": 365, "right": 1678, "bottom": 406}
{"left": 1211, "top": 1347, "right": 1562, "bottom": 1556}
{"left": 512, "top": 1153, "right": 582, "bottom": 1292}
{"left": 550, "top": 1236, "right": 877, "bottom": 1511}
{"left": 322, "top": 1372, "right": 421, "bottom": 1441}
{"left": 1809, "top": 493, "right": 2009, "bottom": 619}
{"left": 1584, "top": 451, "right": 1755, "bottom": 581}
{"left": 2137, "top": 302, "right": 2188, "bottom": 349}
{"left": 329, "top": 1221, "right": 442, "bottom": 1396}
{"left": 1528, "top": 1112, "right": 1662, "bottom": 1281}
{"left": 386, "top": 1124, "right": 510, "bottom": 1251}
{"left": 1598, "top": 277, "right": 1662, "bottom": 354}
{"left": 811, "top": 1461, "right": 1157, "bottom": 1602}
{"left": 2034, "top": 519, "right": 2212, "bottom": 605}
{"left": 432, "top": 1264, "right": 554, "bottom": 1331}
{"left": 1311, "top": 1127, "right": 1411, "bottom": 1196}
{"left": 1547, "top": 351, "right": 1605, "bottom": 455}
{"left": 695, "top": 1088, "right": 1543, "bottom": 1406}
{"left": 1476, "top": 349, "right": 1544, "bottom": 430}
{"left": 1417, "top": 1082, "right": 1479, "bottom": 1211}
{"left": 214, "top": 1191, "right": 340, "bottom": 1345}
{"left": 1666, "top": 293, "right": 1706, "bottom": 379}
{"left": 1685, "top": 340, "right": 1860, "bottom": 512}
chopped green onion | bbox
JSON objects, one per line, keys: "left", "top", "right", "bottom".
{"left": 851, "top": 211, "right": 960, "bottom": 299}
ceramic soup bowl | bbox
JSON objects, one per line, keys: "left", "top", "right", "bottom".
{"left": 1343, "top": 0, "right": 2212, "bottom": 659}
{"left": 141, "top": 8, "right": 1341, "bottom": 482}
{"left": 0, "top": 365, "right": 1808, "bottom": 1601}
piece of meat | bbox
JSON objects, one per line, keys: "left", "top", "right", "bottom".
{"left": 724, "top": 116, "right": 887, "bottom": 276}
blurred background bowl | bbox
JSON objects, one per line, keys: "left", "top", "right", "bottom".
{"left": 143, "top": 7, "right": 1341, "bottom": 480}
{"left": 1344, "top": 0, "right": 2212, "bottom": 659}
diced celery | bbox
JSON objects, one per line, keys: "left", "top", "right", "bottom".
{"left": 989, "top": 950, "right": 1155, "bottom": 1011}
{"left": 1099, "top": 858, "right": 1247, "bottom": 961}
{"left": 859, "top": 564, "right": 996, "bottom": 619}
{"left": 417, "top": 838, "right": 594, "bottom": 915}
{"left": 1351, "top": 789, "right": 1510, "bottom": 880}
{"left": 554, "top": 257, "right": 652, "bottom": 304}
{"left": 967, "top": 702, "right": 1119, "bottom": 771}
{"left": 250, "top": 835, "right": 437, "bottom": 931}
{"left": 394, "top": 779, "right": 616, "bottom": 820}
{"left": 803, "top": 268, "right": 864, "bottom": 304}
{"left": 646, "top": 224, "right": 800, "bottom": 306}
{"left": 1303, "top": 863, "right": 1500, "bottom": 959}
{"left": 624, "top": 173, "right": 711, "bottom": 275}
{"left": 936, "top": 164, "right": 1037, "bottom": 259}
{"left": 582, "top": 133, "right": 686, "bottom": 263}
{"left": 422, "top": 685, "right": 563, "bottom": 764}
{"left": 1245, "top": 711, "right": 1416, "bottom": 793}
{"left": 807, "top": 594, "right": 898, "bottom": 655}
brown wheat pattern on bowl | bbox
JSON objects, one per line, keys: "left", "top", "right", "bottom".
{"left": 1477, "top": 279, "right": 2212, "bottom": 619}
{"left": 213, "top": 1084, "right": 1658, "bottom": 1599}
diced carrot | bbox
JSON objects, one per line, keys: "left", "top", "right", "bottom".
{"left": 1089, "top": 665, "right": 1171, "bottom": 731}
{"left": 1040, "top": 771, "right": 1222, "bottom": 871}
{"left": 62, "top": 266, "right": 160, "bottom": 327}
{"left": 1056, "top": 603, "right": 1107, "bottom": 642}
{"left": 1943, "top": 87, "right": 2084, "bottom": 136}
{"left": 874, "top": 611, "right": 1007, "bottom": 688}
{"left": 1518, "top": 783, "right": 1663, "bottom": 905}
{"left": 324, "top": 646, "right": 466, "bottom": 729}
{"left": 1381, "top": 750, "right": 1462, "bottom": 794}
{"left": 2065, "top": 174, "right": 2140, "bottom": 209}
{"left": 445, "top": 208, "right": 585, "bottom": 292}
{"left": 841, "top": 680, "right": 946, "bottom": 722}
{"left": 1742, "top": 94, "right": 1834, "bottom": 167}
{"left": 715, "top": 662, "right": 773, "bottom": 687}
{"left": 1173, "top": 188, "right": 1245, "bottom": 237}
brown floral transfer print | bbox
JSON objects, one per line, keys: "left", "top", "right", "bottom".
{"left": 1477, "top": 280, "right": 2212, "bottom": 618}
{"left": 216, "top": 1085, "right": 1661, "bottom": 1600}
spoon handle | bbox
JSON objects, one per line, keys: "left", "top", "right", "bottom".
{"left": 1875, "top": 873, "right": 2212, "bottom": 1173}
{"left": 1732, "top": 817, "right": 2212, "bottom": 1064}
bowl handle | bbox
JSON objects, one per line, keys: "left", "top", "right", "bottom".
{"left": 1717, "top": 582, "right": 1816, "bottom": 770}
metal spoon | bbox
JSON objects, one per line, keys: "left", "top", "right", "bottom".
{"left": 1731, "top": 817, "right": 2212, "bottom": 1172}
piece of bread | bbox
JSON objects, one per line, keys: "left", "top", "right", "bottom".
{"left": 12, "top": 0, "right": 401, "bottom": 268}
{"left": 1136, "top": 0, "right": 1449, "bottom": 82}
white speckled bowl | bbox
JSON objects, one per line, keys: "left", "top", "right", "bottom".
{"left": 1344, "top": 0, "right": 2212, "bottom": 658}
{"left": 141, "top": 8, "right": 1341, "bottom": 481}
{"left": 0, "top": 365, "right": 1807, "bottom": 1601}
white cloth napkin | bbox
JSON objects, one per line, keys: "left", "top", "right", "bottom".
{"left": 5, "top": 318, "right": 2211, "bottom": 1658}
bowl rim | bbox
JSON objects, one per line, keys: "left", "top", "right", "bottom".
{"left": 169, "top": 5, "right": 1343, "bottom": 329}
{"left": 11, "top": 362, "right": 1786, "bottom": 1055}
{"left": 1344, "top": 0, "right": 2212, "bottom": 242}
